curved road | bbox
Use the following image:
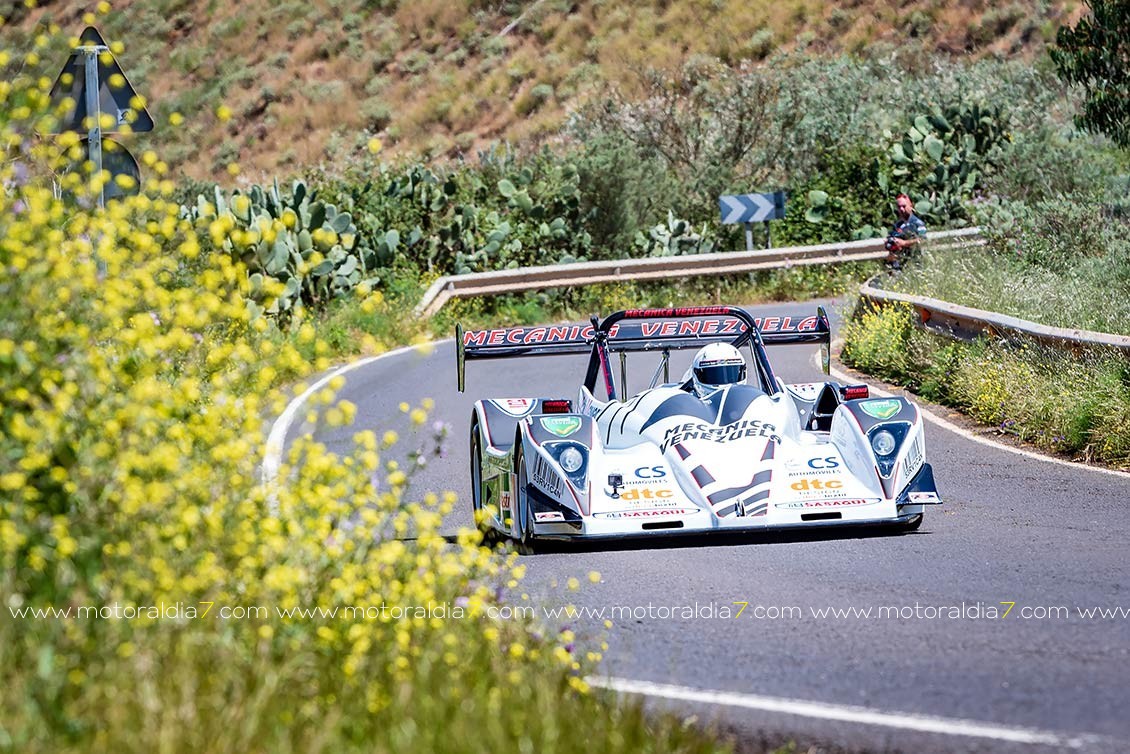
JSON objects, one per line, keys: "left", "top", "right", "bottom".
{"left": 285, "top": 300, "right": 1130, "bottom": 753}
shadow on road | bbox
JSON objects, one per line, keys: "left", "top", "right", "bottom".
{"left": 443, "top": 524, "right": 931, "bottom": 556}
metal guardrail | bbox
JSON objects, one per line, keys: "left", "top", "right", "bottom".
{"left": 415, "top": 227, "right": 984, "bottom": 317}
{"left": 859, "top": 278, "right": 1130, "bottom": 355}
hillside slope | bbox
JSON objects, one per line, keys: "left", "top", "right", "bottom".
{"left": 3, "top": 0, "right": 1085, "bottom": 182}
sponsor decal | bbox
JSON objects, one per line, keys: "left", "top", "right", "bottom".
{"left": 754, "top": 315, "right": 819, "bottom": 333}
{"left": 463, "top": 316, "right": 820, "bottom": 350}
{"left": 901, "top": 433, "right": 924, "bottom": 481}
{"left": 606, "top": 487, "right": 674, "bottom": 501}
{"left": 493, "top": 398, "right": 534, "bottom": 417}
{"left": 859, "top": 399, "right": 902, "bottom": 420}
{"left": 789, "top": 478, "right": 843, "bottom": 492}
{"left": 634, "top": 465, "right": 667, "bottom": 479}
{"left": 660, "top": 419, "right": 779, "bottom": 453}
{"left": 534, "top": 511, "right": 565, "bottom": 522}
{"left": 539, "top": 416, "right": 582, "bottom": 437}
{"left": 465, "top": 323, "right": 622, "bottom": 347}
{"left": 640, "top": 319, "right": 744, "bottom": 338}
{"left": 499, "top": 490, "right": 512, "bottom": 513}
{"left": 775, "top": 498, "right": 880, "bottom": 509}
{"left": 594, "top": 508, "right": 696, "bottom": 519}
{"left": 786, "top": 455, "right": 840, "bottom": 475}
{"left": 599, "top": 497, "right": 686, "bottom": 513}
{"left": 531, "top": 454, "right": 563, "bottom": 498}
{"left": 909, "top": 491, "right": 940, "bottom": 504}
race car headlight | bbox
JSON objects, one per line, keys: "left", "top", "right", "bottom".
{"left": 559, "top": 446, "right": 584, "bottom": 474}
{"left": 871, "top": 430, "right": 897, "bottom": 457}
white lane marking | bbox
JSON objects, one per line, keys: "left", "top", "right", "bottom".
{"left": 817, "top": 352, "right": 1130, "bottom": 480}
{"left": 262, "top": 342, "right": 445, "bottom": 493}
{"left": 590, "top": 676, "right": 1097, "bottom": 748}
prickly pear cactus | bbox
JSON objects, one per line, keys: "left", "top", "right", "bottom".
{"left": 187, "top": 180, "right": 378, "bottom": 317}
{"left": 887, "top": 102, "right": 1010, "bottom": 223}
{"left": 634, "top": 210, "right": 715, "bottom": 256}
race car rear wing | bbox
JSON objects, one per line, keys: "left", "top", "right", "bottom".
{"left": 457, "top": 305, "right": 831, "bottom": 394}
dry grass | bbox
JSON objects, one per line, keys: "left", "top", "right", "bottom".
{"left": 4, "top": 0, "right": 1087, "bottom": 182}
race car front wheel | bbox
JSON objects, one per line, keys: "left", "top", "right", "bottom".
{"left": 512, "top": 442, "right": 536, "bottom": 553}
{"left": 469, "top": 418, "right": 494, "bottom": 540}
{"left": 900, "top": 513, "right": 924, "bottom": 532}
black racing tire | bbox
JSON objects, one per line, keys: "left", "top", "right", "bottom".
{"left": 899, "top": 513, "right": 924, "bottom": 532}
{"left": 469, "top": 418, "right": 496, "bottom": 544}
{"left": 513, "top": 442, "right": 536, "bottom": 554}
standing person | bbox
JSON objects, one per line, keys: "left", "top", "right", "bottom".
{"left": 884, "top": 193, "right": 927, "bottom": 271}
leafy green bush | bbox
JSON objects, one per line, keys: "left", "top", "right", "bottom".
{"left": 983, "top": 127, "right": 1117, "bottom": 202}
{"left": 840, "top": 301, "right": 915, "bottom": 383}
{"left": 774, "top": 145, "right": 891, "bottom": 245}
{"left": 566, "top": 54, "right": 1091, "bottom": 245}
{"left": 570, "top": 131, "right": 680, "bottom": 255}
{"left": 974, "top": 194, "right": 1115, "bottom": 269}
{"left": 314, "top": 147, "right": 593, "bottom": 277}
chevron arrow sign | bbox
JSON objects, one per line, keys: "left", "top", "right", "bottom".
{"left": 718, "top": 191, "right": 787, "bottom": 224}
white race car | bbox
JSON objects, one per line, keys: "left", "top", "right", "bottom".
{"left": 457, "top": 306, "right": 941, "bottom": 547}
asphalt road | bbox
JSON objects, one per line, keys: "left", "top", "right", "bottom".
{"left": 289, "top": 299, "right": 1130, "bottom": 753}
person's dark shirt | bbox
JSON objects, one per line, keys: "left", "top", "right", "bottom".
{"left": 888, "top": 213, "right": 927, "bottom": 243}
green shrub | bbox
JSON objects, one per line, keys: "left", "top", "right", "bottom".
{"left": 975, "top": 195, "right": 1115, "bottom": 270}
{"left": 312, "top": 147, "right": 593, "bottom": 277}
{"left": 570, "top": 132, "right": 679, "bottom": 255}
{"left": 774, "top": 145, "right": 891, "bottom": 244}
{"left": 842, "top": 303, "right": 1130, "bottom": 467}
{"left": 840, "top": 301, "right": 915, "bottom": 382}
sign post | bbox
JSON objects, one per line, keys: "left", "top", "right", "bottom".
{"left": 81, "top": 41, "right": 107, "bottom": 207}
{"left": 719, "top": 191, "right": 787, "bottom": 250}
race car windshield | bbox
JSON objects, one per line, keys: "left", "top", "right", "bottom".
{"left": 695, "top": 363, "right": 746, "bottom": 386}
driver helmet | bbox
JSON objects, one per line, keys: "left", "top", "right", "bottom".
{"left": 691, "top": 342, "right": 747, "bottom": 396}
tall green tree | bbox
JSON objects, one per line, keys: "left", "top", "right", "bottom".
{"left": 1051, "top": 0, "right": 1130, "bottom": 148}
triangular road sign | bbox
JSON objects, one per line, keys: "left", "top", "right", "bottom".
{"left": 60, "top": 137, "right": 142, "bottom": 203}
{"left": 48, "top": 26, "right": 154, "bottom": 134}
